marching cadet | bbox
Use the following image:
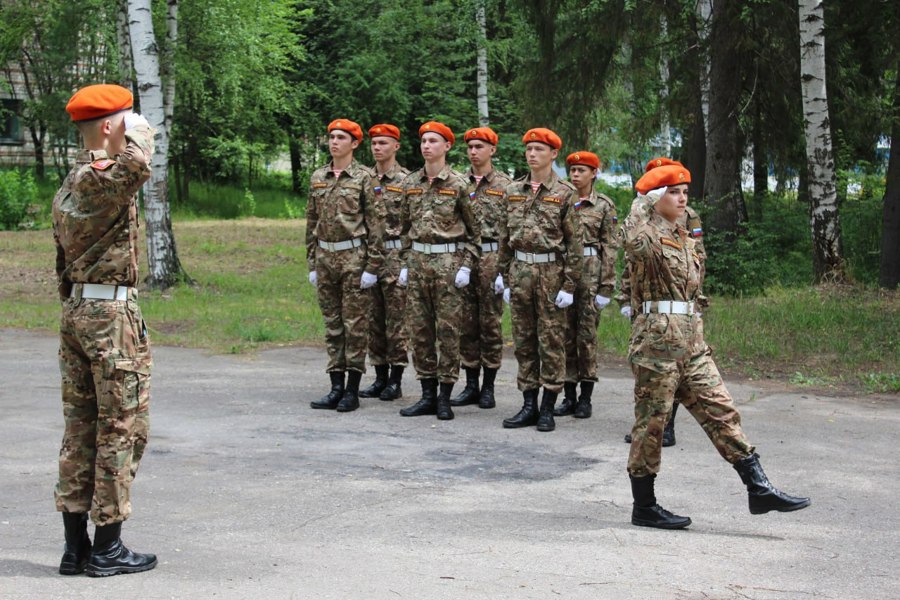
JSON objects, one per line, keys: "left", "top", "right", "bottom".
{"left": 307, "top": 119, "right": 386, "bottom": 413}
{"left": 623, "top": 160, "right": 809, "bottom": 529}
{"left": 497, "top": 128, "right": 583, "bottom": 432}
{"left": 358, "top": 124, "right": 410, "bottom": 401}
{"left": 53, "top": 84, "right": 157, "bottom": 576}
{"left": 450, "top": 127, "right": 512, "bottom": 410}
{"left": 554, "top": 151, "right": 617, "bottom": 419}
{"left": 398, "top": 121, "right": 481, "bottom": 421}
{"left": 620, "top": 158, "right": 707, "bottom": 446}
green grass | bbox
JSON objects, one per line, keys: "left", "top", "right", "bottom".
{"left": 1, "top": 217, "right": 897, "bottom": 392}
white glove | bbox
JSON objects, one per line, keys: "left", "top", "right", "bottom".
{"left": 398, "top": 268, "right": 408, "bottom": 287}
{"left": 124, "top": 112, "right": 150, "bottom": 130}
{"left": 554, "top": 290, "right": 574, "bottom": 308}
{"left": 455, "top": 266, "right": 471, "bottom": 288}
{"left": 594, "top": 294, "right": 611, "bottom": 310}
{"left": 360, "top": 271, "right": 378, "bottom": 289}
{"left": 493, "top": 274, "right": 504, "bottom": 295}
{"left": 308, "top": 271, "right": 317, "bottom": 287}
{"left": 503, "top": 288, "right": 511, "bottom": 304}
{"left": 620, "top": 305, "right": 632, "bottom": 319}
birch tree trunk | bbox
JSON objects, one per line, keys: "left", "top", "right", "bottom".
{"left": 116, "top": 0, "right": 134, "bottom": 89}
{"left": 163, "top": 0, "right": 177, "bottom": 136}
{"left": 798, "top": 0, "right": 845, "bottom": 283}
{"left": 879, "top": 62, "right": 900, "bottom": 288}
{"left": 658, "top": 12, "right": 671, "bottom": 156}
{"left": 697, "top": 0, "right": 713, "bottom": 137}
{"left": 128, "top": 0, "right": 188, "bottom": 289}
{"left": 475, "top": 0, "right": 490, "bottom": 126}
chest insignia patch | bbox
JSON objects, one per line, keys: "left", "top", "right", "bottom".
{"left": 508, "top": 195, "right": 526, "bottom": 202}
{"left": 312, "top": 182, "right": 328, "bottom": 189}
{"left": 542, "top": 196, "right": 562, "bottom": 205}
{"left": 437, "top": 188, "right": 457, "bottom": 196}
{"left": 485, "top": 189, "right": 504, "bottom": 197}
{"left": 385, "top": 185, "right": 403, "bottom": 193}
{"left": 90, "top": 159, "right": 116, "bottom": 171}
{"left": 660, "top": 237, "right": 683, "bottom": 250}
{"left": 406, "top": 188, "right": 424, "bottom": 196}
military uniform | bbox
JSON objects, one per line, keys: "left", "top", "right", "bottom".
{"left": 400, "top": 164, "right": 480, "bottom": 386}
{"left": 306, "top": 159, "right": 385, "bottom": 377}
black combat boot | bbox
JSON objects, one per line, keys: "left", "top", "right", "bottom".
{"left": 502, "top": 389, "right": 540, "bottom": 428}
{"left": 536, "top": 389, "right": 558, "bottom": 432}
{"left": 59, "top": 512, "right": 91, "bottom": 575}
{"left": 436, "top": 382, "right": 455, "bottom": 420}
{"left": 379, "top": 365, "right": 404, "bottom": 401}
{"left": 336, "top": 370, "right": 362, "bottom": 412}
{"left": 630, "top": 474, "right": 692, "bottom": 529}
{"left": 573, "top": 381, "right": 594, "bottom": 419}
{"left": 450, "top": 367, "right": 480, "bottom": 406}
{"left": 85, "top": 522, "right": 157, "bottom": 577}
{"left": 554, "top": 382, "right": 578, "bottom": 416}
{"left": 310, "top": 371, "right": 344, "bottom": 409}
{"left": 359, "top": 364, "right": 389, "bottom": 398}
{"left": 733, "top": 453, "right": 811, "bottom": 514}
{"left": 400, "top": 378, "right": 438, "bottom": 416}
{"left": 478, "top": 367, "right": 497, "bottom": 409}
{"left": 662, "top": 401, "right": 678, "bottom": 446}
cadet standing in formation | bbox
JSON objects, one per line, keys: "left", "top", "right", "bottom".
{"left": 623, "top": 160, "right": 810, "bottom": 529}
{"left": 450, "top": 127, "right": 512, "bottom": 410}
{"left": 307, "top": 119, "right": 386, "bottom": 413}
{"left": 397, "top": 122, "right": 481, "bottom": 420}
{"left": 498, "top": 128, "right": 583, "bottom": 432}
{"left": 620, "top": 157, "right": 707, "bottom": 447}
{"left": 554, "top": 151, "right": 618, "bottom": 419}
{"left": 358, "top": 124, "right": 410, "bottom": 401}
{"left": 52, "top": 84, "right": 157, "bottom": 577}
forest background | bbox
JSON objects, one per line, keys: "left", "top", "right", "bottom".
{"left": 0, "top": 0, "right": 897, "bottom": 393}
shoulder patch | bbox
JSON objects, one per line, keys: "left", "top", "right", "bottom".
{"left": 312, "top": 182, "right": 328, "bottom": 189}
{"left": 91, "top": 159, "right": 116, "bottom": 171}
{"left": 660, "top": 238, "right": 682, "bottom": 250}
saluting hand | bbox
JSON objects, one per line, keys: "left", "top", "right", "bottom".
{"left": 124, "top": 112, "right": 150, "bottom": 130}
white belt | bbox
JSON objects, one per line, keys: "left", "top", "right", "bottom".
{"left": 412, "top": 241, "right": 457, "bottom": 254}
{"left": 318, "top": 238, "right": 363, "bottom": 252}
{"left": 385, "top": 239, "right": 402, "bottom": 250}
{"left": 642, "top": 300, "right": 695, "bottom": 315}
{"left": 481, "top": 242, "right": 499, "bottom": 253}
{"left": 583, "top": 246, "right": 598, "bottom": 257}
{"left": 515, "top": 250, "right": 556, "bottom": 264}
{"left": 71, "top": 283, "right": 130, "bottom": 301}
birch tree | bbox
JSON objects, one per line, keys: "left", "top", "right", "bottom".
{"left": 879, "top": 63, "right": 900, "bottom": 288}
{"left": 475, "top": 0, "right": 489, "bottom": 126}
{"left": 798, "top": 0, "right": 845, "bottom": 283}
{"left": 127, "top": 0, "right": 188, "bottom": 289}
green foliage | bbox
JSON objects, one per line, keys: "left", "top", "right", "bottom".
{"left": 0, "top": 169, "right": 38, "bottom": 230}
{"left": 172, "top": 181, "right": 300, "bottom": 220}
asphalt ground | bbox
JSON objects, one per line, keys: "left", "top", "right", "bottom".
{"left": 1, "top": 328, "right": 897, "bottom": 599}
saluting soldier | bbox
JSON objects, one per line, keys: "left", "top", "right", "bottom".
{"left": 497, "top": 128, "right": 583, "bottom": 432}
{"left": 307, "top": 119, "right": 386, "bottom": 413}
{"left": 450, "top": 127, "right": 512, "bottom": 410}
{"left": 358, "top": 124, "right": 410, "bottom": 401}
{"left": 623, "top": 160, "right": 809, "bottom": 529}
{"left": 620, "top": 158, "right": 707, "bottom": 446}
{"left": 554, "top": 151, "right": 618, "bottom": 419}
{"left": 53, "top": 84, "right": 157, "bottom": 577}
{"left": 398, "top": 121, "right": 481, "bottom": 421}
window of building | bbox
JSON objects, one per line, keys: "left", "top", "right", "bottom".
{"left": 1, "top": 99, "right": 24, "bottom": 144}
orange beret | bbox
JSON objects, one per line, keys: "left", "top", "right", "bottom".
{"left": 328, "top": 119, "right": 363, "bottom": 142}
{"left": 566, "top": 151, "right": 600, "bottom": 170}
{"left": 634, "top": 164, "right": 691, "bottom": 194}
{"left": 65, "top": 84, "right": 133, "bottom": 122}
{"left": 644, "top": 157, "right": 684, "bottom": 172}
{"left": 522, "top": 128, "right": 562, "bottom": 150}
{"left": 419, "top": 121, "right": 455, "bottom": 145}
{"left": 368, "top": 123, "right": 401, "bottom": 140}
{"left": 464, "top": 127, "right": 498, "bottom": 146}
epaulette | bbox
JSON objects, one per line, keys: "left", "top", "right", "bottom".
{"left": 557, "top": 179, "right": 576, "bottom": 191}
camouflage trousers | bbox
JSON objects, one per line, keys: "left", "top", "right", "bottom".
{"left": 406, "top": 250, "right": 465, "bottom": 383}
{"left": 564, "top": 277, "right": 602, "bottom": 383}
{"left": 55, "top": 290, "right": 151, "bottom": 525}
{"left": 627, "top": 347, "right": 754, "bottom": 477}
{"left": 509, "top": 260, "right": 567, "bottom": 393}
{"left": 458, "top": 250, "right": 504, "bottom": 370}
{"left": 367, "top": 248, "right": 408, "bottom": 367}
{"left": 316, "top": 244, "right": 369, "bottom": 373}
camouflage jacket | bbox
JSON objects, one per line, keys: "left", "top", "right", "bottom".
{"left": 306, "top": 159, "right": 386, "bottom": 274}
{"left": 372, "top": 162, "right": 409, "bottom": 240}
{"left": 497, "top": 171, "right": 584, "bottom": 294}
{"left": 399, "top": 163, "right": 481, "bottom": 268}
{"left": 465, "top": 167, "right": 512, "bottom": 243}
{"left": 52, "top": 125, "right": 155, "bottom": 298}
{"left": 572, "top": 191, "right": 618, "bottom": 298}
